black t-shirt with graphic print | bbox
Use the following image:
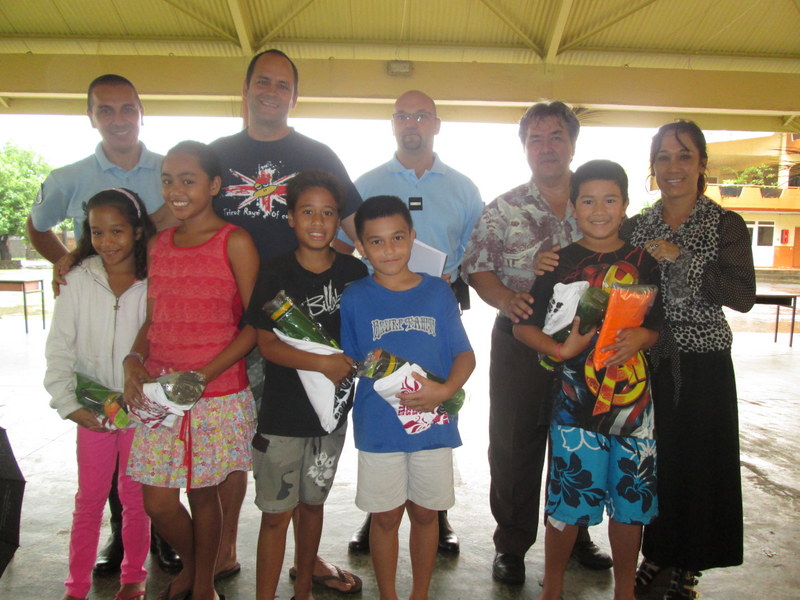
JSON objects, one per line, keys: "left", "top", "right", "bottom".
{"left": 211, "top": 129, "right": 362, "bottom": 263}
{"left": 244, "top": 250, "right": 368, "bottom": 437}
{"left": 520, "top": 242, "right": 664, "bottom": 438}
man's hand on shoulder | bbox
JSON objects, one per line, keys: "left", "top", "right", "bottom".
{"left": 52, "top": 251, "right": 78, "bottom": 297}
{"left": 534, "top": 245, "right": 560, "bottom": 276}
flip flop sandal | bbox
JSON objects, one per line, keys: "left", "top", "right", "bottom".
{"left": 289, "top": 564, "right": 363, "bottom": 594}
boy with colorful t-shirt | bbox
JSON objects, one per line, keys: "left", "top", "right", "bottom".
{"left": 513, "top": 160, "right": 663, "bottom": 600}
{"left": 340, "top": 195, "right": 475, "bottom": 599}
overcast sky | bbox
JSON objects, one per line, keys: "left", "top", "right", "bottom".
{"left": 0, "top": 114, "right": 768, "bottom": 214}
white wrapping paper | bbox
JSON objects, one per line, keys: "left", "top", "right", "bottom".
{"left": 274, "top": 330, "right": 352, "bottom": 433}
{"left": 372, "top": 362, "right": 449, "bottom": 435}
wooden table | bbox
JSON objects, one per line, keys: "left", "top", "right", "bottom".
{"left": 755, "top": 289, "right": 798, "bottom": 347}
{"left": 0, "top": 279, "right": 45, "bottom": 333}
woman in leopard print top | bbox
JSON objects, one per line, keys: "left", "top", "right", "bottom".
{"left": 621, "top": 120, "right": 755, "bottom": 599}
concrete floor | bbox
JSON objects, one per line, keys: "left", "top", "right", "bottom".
{"left": 0, "top": 274, "right": 798, "bottom": 599}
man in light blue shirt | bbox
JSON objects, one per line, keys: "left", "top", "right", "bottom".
{"left": 354, "top": 90, "right": 483, "bottom": 287}
{"left": 27, "top": 74, "right": 171, "bottom": 263}
{"left": 347, "top": 90, "right": 483, "bottom": 556}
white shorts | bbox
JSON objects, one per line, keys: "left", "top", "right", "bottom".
{"left": 355, "top": 447, "right": 455, "bottom": 513}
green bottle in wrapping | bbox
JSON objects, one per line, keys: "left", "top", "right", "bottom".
{"left": 263, "top": 290, "right": 340, "bottom": 348}
{"left": 75, "top": 373, "right": 131, "bottom": 429}
{"left": 540, "top": 287, "right": 609, "bottom": 371}
{"left": 356, "top": 348, "right": 465, "bottom": 414}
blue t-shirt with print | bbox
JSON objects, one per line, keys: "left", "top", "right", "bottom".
{"left": 340, "top": 274, "right": 472, "bottom": 453}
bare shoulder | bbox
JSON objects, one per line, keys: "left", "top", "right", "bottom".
{"left": 227, "top": 226, "right": 257, "bottom": 251}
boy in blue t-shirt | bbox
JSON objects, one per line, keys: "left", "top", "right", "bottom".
{"left": 513, "top": 160, "right": 663, "bottom": 600}
{"left": 340, "top": 195, "right": 475, "bottom": 599}
{"left": 244, "top": 169, "right": 368, "bottom": 600}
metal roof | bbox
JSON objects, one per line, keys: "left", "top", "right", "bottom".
{"left": 2, "top": 0, "right": 799, "bottom": 130}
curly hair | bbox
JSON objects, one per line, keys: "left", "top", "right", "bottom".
{"left": 286, "top": 169, "right": 346, "bottom": 213}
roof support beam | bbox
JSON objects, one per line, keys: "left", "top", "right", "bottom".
{"left": 157, "top": 0, "right": 237, "bottom": 44}
{"left": 1, "top": 33, "right": 229, "bottom": 45}
{"left": 2, "top": 55, "right": 798, "bottom": 131}
{"left": 560, "top": 0, "right": 658, "bottom": 52}
{"left": 225, "top": 0, "right": 254, "bottom": 56}
{"left": 478, "top": 0, "right": 543, "bottom": 58}
{"left": 545, "top": 0, "right": 574, "bottom": 62}
{"left": 257, "top": 0, "right": 319, "bottom": 48}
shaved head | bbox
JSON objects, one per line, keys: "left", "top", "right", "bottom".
{"left": 392, "top": 90, "right": 441, "bottom": 156}
{"left": 394, "top": 90, "right": 436, "bottom": 114}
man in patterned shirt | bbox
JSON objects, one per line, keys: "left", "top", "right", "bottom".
{"left": 462, "top": 101, "right": 613, "bottom": 585}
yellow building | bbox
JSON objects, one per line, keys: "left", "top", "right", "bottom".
{"left": 706, "top": 134, "right": 800, "bottom": 269}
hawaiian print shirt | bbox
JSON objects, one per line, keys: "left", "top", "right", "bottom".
{"left": 462, "top": 179, "right": 579, "bottom": 295}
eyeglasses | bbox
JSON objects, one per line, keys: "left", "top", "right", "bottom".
{"left": 392, "top": 111, "right": 436, "bottom": 123}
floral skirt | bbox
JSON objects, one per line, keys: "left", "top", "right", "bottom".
{"left": 128, "top": 388, "right": 256, "bottom": 488}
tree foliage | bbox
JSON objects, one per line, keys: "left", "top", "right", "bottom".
{"left": 734, "top": 164, "right": 779, "bottom": 186}
{"left": 723, "top": 163, "right": 780, "bottom": 186}
{"left": 0, "top": 142, "right": 50, "bottom": 260}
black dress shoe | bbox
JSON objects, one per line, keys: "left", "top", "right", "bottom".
{"left": 348, "top": 513, "right": 371, "bottom": 553}
{"left": 437, "top": 510, "right": 460, "bottom": 554}
{"left": 571, "top": 538, "right": 613, "bottom": 570}
{"left": 151, "top": 530, "right": 183, "bottom": 573}
{"left": 492, "top": 552, "right": 525, "bottom": 585}
{"left": 93, "top": 531, "right": 124, "bottom": 575}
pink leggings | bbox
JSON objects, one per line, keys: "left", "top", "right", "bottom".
{"left": 65, "top": 426, "right": 150, "bottom": 598}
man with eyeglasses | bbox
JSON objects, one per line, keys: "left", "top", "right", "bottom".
{"left": 345, "top": 89, "right": 484, "bottom": 555}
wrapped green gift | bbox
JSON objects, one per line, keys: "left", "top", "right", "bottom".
{"left": 356, "top": 348, "right": 465, "bottom": 415}
{"left": 263, "top": 290, "right": 339, "bottom": 348}
{"left": 75, "top": 373, "right": 131, "bottom": 429}
{"left": 540, "top": 286, "right": 609, "bottom": 371}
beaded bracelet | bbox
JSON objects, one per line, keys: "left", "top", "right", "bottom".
{"left": 124, "top": 351, "right": 145, "bottom": 364}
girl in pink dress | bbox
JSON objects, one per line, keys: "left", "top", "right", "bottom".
{"left": 124, "top": 141, "right": 259, "bottom": 600}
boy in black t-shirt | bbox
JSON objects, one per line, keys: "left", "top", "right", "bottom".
{"left": 244, "top": 169, "right": 367, "bottom": 600}
{"left": 513, "top": 160, "right": 662, "bottom": 600}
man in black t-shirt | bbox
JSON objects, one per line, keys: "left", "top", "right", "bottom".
{"left": 211, "top": 50, "right": 361, "bottom": 261}
{"left": 210, "top": 49, "right": 363, "bottom": 593}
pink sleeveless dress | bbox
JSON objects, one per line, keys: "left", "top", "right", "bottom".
{"left": 129, "top": 223, "right": 256, "bottom": 488}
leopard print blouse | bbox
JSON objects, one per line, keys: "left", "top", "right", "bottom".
{"left": 621, "top": 195, "right": 755, "bottom": 355}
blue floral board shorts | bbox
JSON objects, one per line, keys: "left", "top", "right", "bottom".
{"left": 546, "top": 424, "right": 658, "bottom": 527}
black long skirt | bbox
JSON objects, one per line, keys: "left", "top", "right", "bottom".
{"left": 642, "top": 349, "right": 744, "bottom": 571}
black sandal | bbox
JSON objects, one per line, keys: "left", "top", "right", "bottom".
{"left": 634, "top": 558, "right": 663, "bottom": 594}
